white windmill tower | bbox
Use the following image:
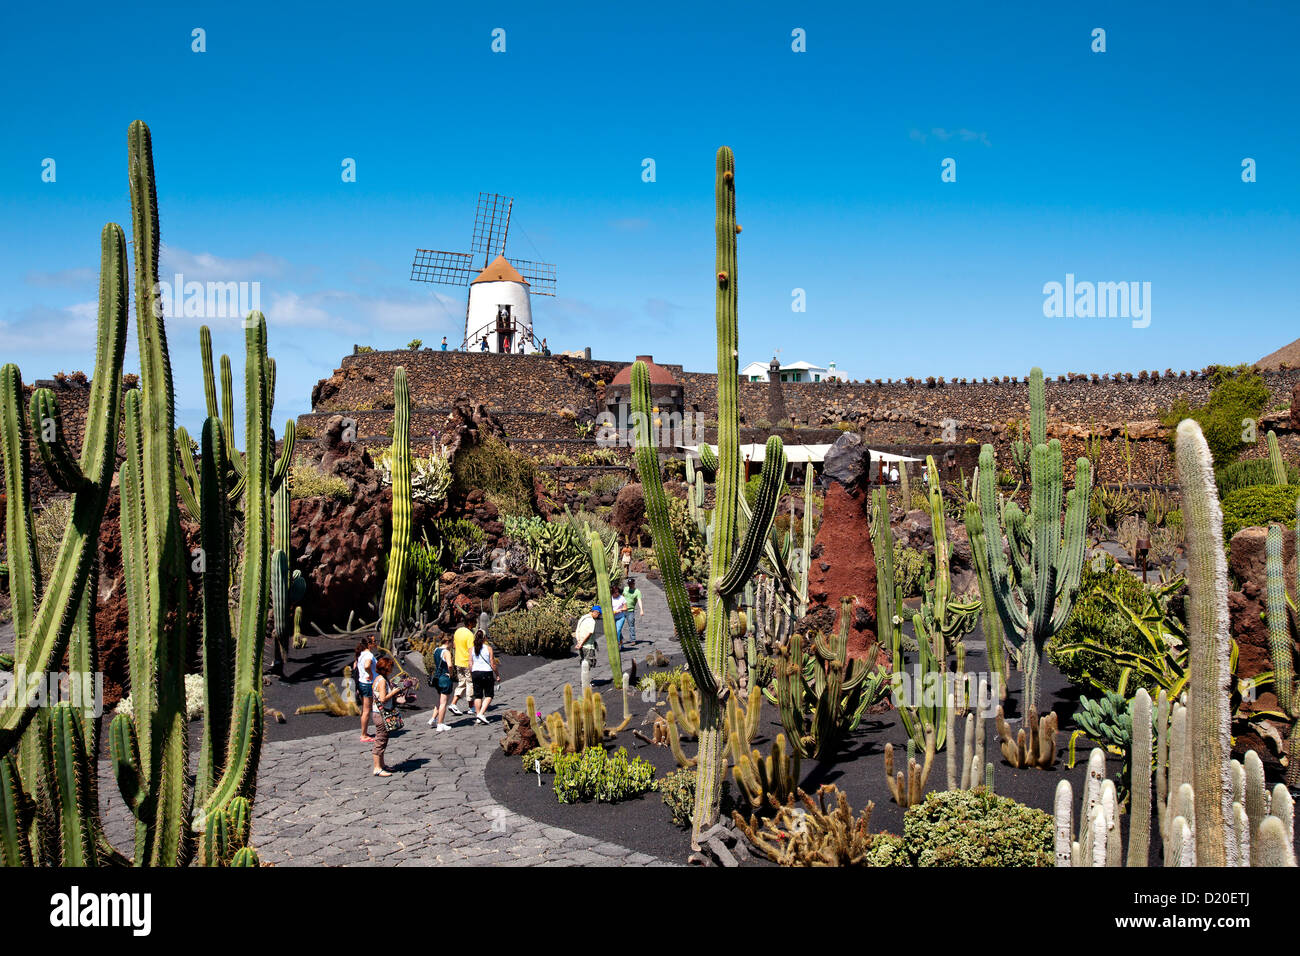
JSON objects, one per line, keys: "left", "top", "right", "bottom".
{"left": 410, "top": 192, "right": 556, "bottom": 353}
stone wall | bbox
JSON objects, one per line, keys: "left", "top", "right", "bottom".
{"left": 302, "top": 350, "right": 1300, "bottom": 484}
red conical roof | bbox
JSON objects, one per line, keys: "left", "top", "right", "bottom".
{"left": 471, "top": 255, "right": 528, "bottom": 285}
{"left": 610, "top": 355, "right": 678, "bottom": 387}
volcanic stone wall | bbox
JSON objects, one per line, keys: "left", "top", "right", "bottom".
{"left": 301, "top": 350, "right": 1300, "bottom": 484}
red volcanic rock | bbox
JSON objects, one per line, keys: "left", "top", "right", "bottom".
{"left": 609, "top": 482, "right": 645, "bottom": 542}
{"left": 802, "top": 473, "right": 878, "bottom": 660}
{"left": 499, "top": 710, "right": 539, "bottom": 755}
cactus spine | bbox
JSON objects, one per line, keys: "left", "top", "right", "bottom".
{"left": 1268, "top": 429, "right": 1287, "bottom": 485}
{"left": 379, "top": 367, "right": 412, "bottom": 649}
{"left": 589, "top": 530, "right": 623, "bottom": 686}
{"left": 977, "top": 367, "right": 1091, "bottom": 716}
{"left": 1175, "top": 418, "right": 1234, "bottom": 867}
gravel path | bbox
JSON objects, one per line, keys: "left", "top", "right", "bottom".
{"left": 98, "top": 579, "right": 684, "bottom": 866}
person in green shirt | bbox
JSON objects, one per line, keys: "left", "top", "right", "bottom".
{"left": 622, "top": 578, "right": 644, "bottom": 648}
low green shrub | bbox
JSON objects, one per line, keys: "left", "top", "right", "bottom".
{"left": 491, "top": 594, "right": 581, "bottom": 657}
{"left": 659, "top": 768, "right": 696, "bottom": 827}
{"left": 290, "top": 459, "right": 351, "bottom": 500}
{"left": 553, "top": 746, "right": 656, "bottom": 804}
{"left": 892, "top": 543, "right": 932, "bottom": 598}
{"left": 1047, "top": 557, "right": 1152, "bottom": 694}
{"left": 1221, "top": 484, "right": 1300, "bottom": 541}
{"left": 637, "top": 667, "right": 695, "bottom": 694}
{"left": 1217, "top": 458, "right": 1300, "bottom": 496}
{"left": 521, "top": 744, "right": 561, "bottom": 774}
{"left": 863, "top": 832, "right": 909, "bottom": 867}
{"left": 903, "top": 789, "right": 1053, "bottom": 866}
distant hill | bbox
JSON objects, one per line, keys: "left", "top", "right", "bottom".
{"left": 1257, "top": 338, "right": 1300, "bottom": 370}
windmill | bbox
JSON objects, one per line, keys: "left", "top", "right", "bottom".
{"left": 411, "top": 192, "right": 556, "bottom": 353}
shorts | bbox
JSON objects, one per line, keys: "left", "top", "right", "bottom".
{"left": 454, "top": 669, "right": 474, "bottom": 699}
{"left": 436, "top": 676, "right": 453, "bottom": 695}
{"left": 358, "top": 681, "right": 373, "bottom": 700}
{"left": 472, "top": 671, "right": 496, "bottom": 699}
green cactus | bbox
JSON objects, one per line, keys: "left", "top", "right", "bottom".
{"left": 589, "top": 530, "right": 623, "bottom": 686}
{"left": 1174, "top": 418, "right": 1233, "bottom": 867}
{"left": 976, "top": 367, "right": 1091, "bottom": 716}
{"left": 0, "top": 224, "right": 127, "bottom": 759}
{"left": 1127, "top": 687, "right": 1153, "bottom": 867}
{"left": 1268, "top": 430, "right": 1288, "bottom": 486}
{"left": 379, "top": 367, "right": 412, "bottom": 650}
{"left": 270, "top": 425, "right": 303, "bottom": 672}
{"left": 963, "top": 494, "right": 1008, "bottom": 697}
{"left": 1264, "top": 524, "right": 1296, "bottom": 716}
{"left": 770, "top": 597, "right": 890, "bottom": 759}
{"left": 631, "top": 147, "right": 797, "bottom": 844}
{"left": 920, "top": 456, "right": 980, "bottom": 649}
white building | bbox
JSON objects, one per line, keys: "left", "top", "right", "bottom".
{"left": 464, "top": 255, "right": 535, "bottom": 353}
{"left": 740, "top": 359, "right": 840, "bottom": 383}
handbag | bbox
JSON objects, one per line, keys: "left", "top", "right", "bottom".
{"left": 383, "top": 707, "right": 404, "bottom": 732}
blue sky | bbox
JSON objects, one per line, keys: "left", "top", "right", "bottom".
{"left": 1, "top": 0, "right": 1296, "bottom": 433}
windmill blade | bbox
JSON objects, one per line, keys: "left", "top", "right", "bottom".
{"left": 411, "top": 249, "right": 477, "bottom": 286}
{"left": 470, "top": 192, "right": 513, "bottom": 263}
{"left": 506, "top": 257, "right": 556, "bottom": 296}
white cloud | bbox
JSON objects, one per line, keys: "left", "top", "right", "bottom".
{"left": 158, "top": 244, "right": 294, "bottom": 282}
{"left": 0, "top": 302, "right": 98, "bottom": 352}
{"left": 909, "top": 127, "right": 992, "bottom": 147}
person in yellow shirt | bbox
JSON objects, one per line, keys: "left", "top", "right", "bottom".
{"left": 448, "top": 608, "right": 477, "bottom": 717}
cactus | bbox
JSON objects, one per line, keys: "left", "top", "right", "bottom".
{"left": 730, "top": 732, "right": 799, "bottom": 812}
{"left": 1264, "top": 524, "right": 1295, "bottom": 715}
{"left": 379, "top": 367, "right": 412, "bottom": 650}
{"left": 1175, "top": 418, "right": 1234, "bottom": 867}
{"left": 0, "top": 223, "right": 127, "bottom": 759}
{"left": 922, "top": 455, "right": 980, "bottom": 649}
{"left": 1268, "top": 429, "right": 1288, "bottom": 486}
{"left": 631, "top": 147, "right": 795, "bottom": 843}
{"left": 976, "top": 367, "right": 1091, "bottom": 716}
{"left": 528, "top": 684, "right": 629, "bottom": 754}
{"left": 771, "top": 598, "right": 890, "bottom": 759}
{"left": 892, "top": 617, "right": 949, "bottom": 753}
{"left": 1127, "top": 688, "right": 1153, "bottom": 867}
{"left": 995, "top": 704, "right": 1058, "bottom": 769}
{"left": 962, "top": 490, "right": 1008, "bottom": 698}
{"left": 885, "top": 726, "right": 935, "bottom": 808}
{"left": 589, "top": 530, "right": 623, "bottom": 686}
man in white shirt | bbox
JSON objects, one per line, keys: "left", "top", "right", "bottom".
{"left": 573, "top": 606, "right": 601, "bottom": 694}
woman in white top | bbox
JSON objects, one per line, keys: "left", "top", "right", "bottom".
{"left": 470, "top": 629, "right": 499, "bottom": 725}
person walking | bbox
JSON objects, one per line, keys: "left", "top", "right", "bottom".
{"left": 623, "top": 577, "right": 644, "bottom": 649}
{"left": 356, "top": 635, "right": 377, "bottom": 743}
{"left": 611, "top": 585, "right": 628, "bottom": 651}
{"left": 448, "top": 609, "right": 477, "bottom": 718}
{"left": 371, "top": 657, "right": 401, "bottom": 777}
{"left": 573, "top": 605, "right": 601, "bottom": 693}
{"left": 427, "top": 633, "right": 454, "bottom": 731}
{"left": 470, "top": 629, "right": 499, "bottom": 725}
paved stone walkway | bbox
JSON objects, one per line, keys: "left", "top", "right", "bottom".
{"left": 99, "top": 580, "right": 684, "bottom": 866}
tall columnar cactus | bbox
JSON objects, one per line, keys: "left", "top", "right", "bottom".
{"left": 0, "top": 223, "right": 127, "bottom": 759}
{"left": 270, "top": 431, "right": 303, "bottom": 673}
{"left": 1175, "top": 418, "right": 1234, "bottom": 867}
{"left": 976, "top": 367, "right": 1091, "bottom": 715}
{"left": 963, "top": 490, "right": 1008, "bottom": 697}
{"left": 921, "top": 455, "right": 979, "bottom": 648}
{"left": 379, "top": 367, "right": 412, "bottom": 650}
{"left": 589, "top": 530, "right": 623, "bottom": 686}
{"left": 871, "top": 487, "right": 903, "bottom": 664}
{"left": 1265, "top": 525, "right": 1296, "bottom": 717}
{"left": 1268, "top": 430, "right": 1288, "bottom": 486}
{"left": 631, "top": 147, "right": 789, "bottom": 844}
{"left": 1127, "top": 687, "right": 1153, "bottom": 867}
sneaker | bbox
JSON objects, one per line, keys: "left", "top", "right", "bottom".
{"left": 449, "top": 705, "right": 465, "bottom": 715}
{"left": 427, "top": 715, "right": 437, "bottom": 727}
{"left": 475, "top": 714, "right": 489, "bottom": 725}
{"left": 436, "top": 723, "right": 451, "bottom": 732}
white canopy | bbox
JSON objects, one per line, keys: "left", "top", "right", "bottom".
{"left": 682, "top": 444, "right": 922, "bottom": 466}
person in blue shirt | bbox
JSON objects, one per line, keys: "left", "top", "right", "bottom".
{"left": 441, "top": 336, "right": 448, "bottom": 351}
